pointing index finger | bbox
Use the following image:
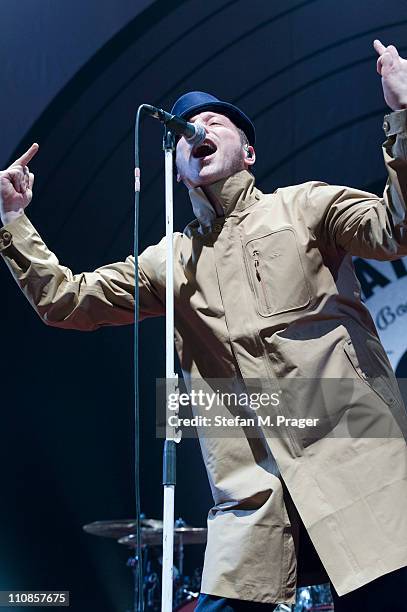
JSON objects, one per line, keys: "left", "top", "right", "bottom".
{"left": 13, "top": 143, "right": 39, "bottom": 167}
{"left": 373, "top": 39, "right": 387, "bottom": 55}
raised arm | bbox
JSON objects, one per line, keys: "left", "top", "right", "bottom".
{"left": 0, "top": 146, "right": 166, "bottom": 330}
{"left": 305, "top": 40, "right": 407, "bottom": 260}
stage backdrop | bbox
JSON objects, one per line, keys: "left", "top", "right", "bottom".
{"left": 1, "top": 1, "right": 407, "bottom": 610}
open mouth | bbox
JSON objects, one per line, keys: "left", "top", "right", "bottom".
{"left": 192, "top": 140, "right": 217, "bottom": 159}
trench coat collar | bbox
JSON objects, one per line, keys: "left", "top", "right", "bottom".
{"left": 185, "top": 170, "right": 260, "bottom": 236}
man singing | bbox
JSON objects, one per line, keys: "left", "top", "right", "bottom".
{"left": 1, "top": 40, "right": 407, "bottom": 610}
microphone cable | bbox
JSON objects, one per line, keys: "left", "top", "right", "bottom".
{"left": 132, "top": 104, "right": 146, "bottom": 612}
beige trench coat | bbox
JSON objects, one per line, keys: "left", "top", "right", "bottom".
{"left": 2, "top": 110, "right": 407, "bottom": 605}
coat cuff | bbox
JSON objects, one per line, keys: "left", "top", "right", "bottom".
{"left": 0, "top": 214, "right": 33, "bottom": 253}
{"left": 383, "top": 109, "right": 407, "bottom": 137}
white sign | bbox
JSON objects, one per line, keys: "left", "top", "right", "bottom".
{"left": 355, "top": 256, "right": 407, "bottom": 375}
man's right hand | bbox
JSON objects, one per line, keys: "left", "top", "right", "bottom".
{"left": 0, "top": 143, "right": 39, "bottom": 226}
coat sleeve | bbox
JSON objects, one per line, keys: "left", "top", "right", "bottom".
{"left": 305, "top": 109, "right": 407, "bottom": 260}
{"left": 0, "top": 213, "right": 168, "bottom": 330}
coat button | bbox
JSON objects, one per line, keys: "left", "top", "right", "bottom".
{"left": 0, "top": 230, "right": 12, "bottom": 248}
{"left": 213, "top": 223, "right": 222, "bottom": 233}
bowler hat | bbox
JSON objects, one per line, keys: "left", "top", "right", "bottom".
{"left": 171, "top": 91, "right": 256, "bottom": 145}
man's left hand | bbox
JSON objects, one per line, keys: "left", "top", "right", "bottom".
{"left": 374, "top": 39, "right": 407, "bottom": 111}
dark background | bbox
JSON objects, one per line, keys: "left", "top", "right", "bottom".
{"left": 1, "top": 1, "right": 407, "bottom": 610}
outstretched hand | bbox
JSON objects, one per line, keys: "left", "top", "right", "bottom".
{"left": 374, "top": 39, "right": 407, "bottom": 111}
{"left": 0, "top": 143, "right": 39, "bottom": 225}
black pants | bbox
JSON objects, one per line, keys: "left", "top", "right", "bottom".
{"left": 196, "top": 565, "right": 407, "bottom": 611}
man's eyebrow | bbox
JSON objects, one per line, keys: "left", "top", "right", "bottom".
{"left": 190, "top": 113, "right": 224, "bottom": 123}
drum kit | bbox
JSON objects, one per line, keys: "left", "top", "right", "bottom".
{"left": 83, "top": 517, "right": 334, "bottom": 611}
{"left": 83, "top": 516, "right": 204, "bottom": 611}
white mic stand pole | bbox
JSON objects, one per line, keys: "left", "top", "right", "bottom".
{"left": 161, "top": 127, "right": 180, "bottom": 612}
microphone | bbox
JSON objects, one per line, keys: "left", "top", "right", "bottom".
{"left": 142, "top": 104, "right": 206, "bottom": 146}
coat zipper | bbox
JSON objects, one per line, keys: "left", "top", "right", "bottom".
{"left": 253, "top": 250, "right": 272, "bottom": 313}
{"left": 247, "top": 244, "right": 302, "bottom": 457}
{"left": 253, "top": 248, "right": 302, "bottom": 456}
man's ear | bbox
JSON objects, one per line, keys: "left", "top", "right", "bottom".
{"left": 244, "top": 145, "right": 256, "bottom": 167}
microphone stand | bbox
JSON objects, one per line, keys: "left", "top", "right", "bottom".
{"left": 161, "top": 127, "right": 180, "bottom": 612}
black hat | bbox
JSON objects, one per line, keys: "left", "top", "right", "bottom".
{"left": 171, "top": 91, "right": 256, "bottom": 145}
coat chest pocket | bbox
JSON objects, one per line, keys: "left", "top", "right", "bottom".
{"left": 244, "top": 228, "right": 311, "bottom": 317}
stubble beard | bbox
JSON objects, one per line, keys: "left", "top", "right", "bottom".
{"left": 198, "top": 148, "right": 245, "bottom": 186}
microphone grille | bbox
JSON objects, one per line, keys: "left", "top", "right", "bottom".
{"left": 188, "top": 121, "right": 206, "bottom": 146}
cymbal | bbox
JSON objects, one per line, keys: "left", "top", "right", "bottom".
{"left": 119, "top": 527, "right": 207, "bottom": 548}
{"left": 83, "top": 518, "right": 163, "bottom": 539}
